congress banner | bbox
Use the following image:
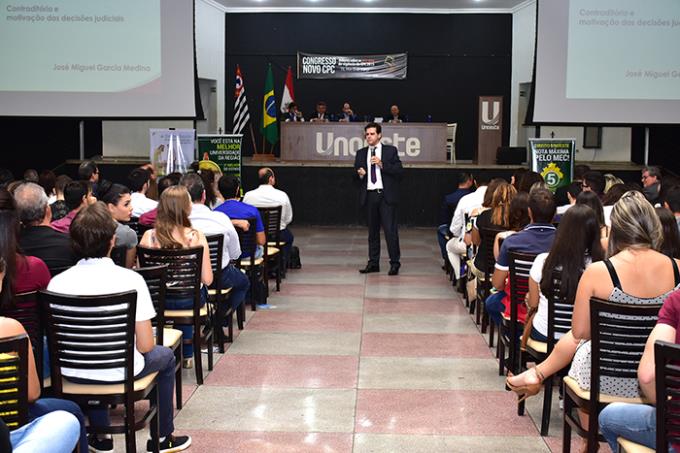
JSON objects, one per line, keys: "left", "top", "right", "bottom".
{"left": 297, "top": 52, "right": 407, "bottom": 80}
{"left": 529, "top": 138, "right": 575, "bottom": 192}
{"left": 197, "top": 134, "right": 243, "bottom": 179}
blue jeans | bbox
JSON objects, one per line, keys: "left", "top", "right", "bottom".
{"left": 75, "top": 345, "right": 177, "bottom": 439}
{"left": 437, "top": 224, "right": 450, "bottom": 261}
{"left": 11, "top": 410, "right": 80, "bottom": 453}
{"left": 166, "top": 287, "right": 207, "bottom": 358}
{"left": 530, "top": 326, "right": 548, "bottom": 342}
{"left": 485, "top": 290, "right": 506, "bottom": 326}
{"left": 598, "top": 403, "right": 673, "bottom": 452}
{"left": 29, "top": 398, "right": 87, "bottom": 452}
{"left": 220, "top": 264, "right": 249, "bottom": 311}
{"left": 280, "top": 227, "right": 294, "bottom": 267}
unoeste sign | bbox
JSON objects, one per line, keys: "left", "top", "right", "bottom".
{"left": 280, "top": 122, "right": 447, "bottom": 162}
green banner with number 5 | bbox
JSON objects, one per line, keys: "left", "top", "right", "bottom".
{"left": 529, "top": 138, "right": 575, "bottom": 192}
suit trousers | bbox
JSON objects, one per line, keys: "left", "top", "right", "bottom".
{"left": 366, "top": 190, "right": 400, "bottom": 266}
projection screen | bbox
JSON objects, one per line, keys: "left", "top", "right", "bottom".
{"left": 534, "top": 0, "right": 680, "bottom": 124}
{"left": 0, "top": 0, "right": 196, "bottom": 117}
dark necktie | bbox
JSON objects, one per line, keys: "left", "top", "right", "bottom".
{"left": 370, "top": 147, "right": 377, "bottom": 184}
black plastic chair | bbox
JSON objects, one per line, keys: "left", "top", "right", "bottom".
{"left": 0, "top": 292, "right": 44, "bottom": 387}
{"left": 563, "top": 298, "right": 659, "bottom": 453}
{"left": 478, "top": 226, "right": 505, "bottom": 346}
{"left": 235, "top": 217, "right": 265, "bottom": 311}
{"left": 40, "top": 290, "right": 161, "bottom": 453}
{"left": 650, "top": 340, "right": 680, "bottom": 453}
{"left": 110, "top": 245, "right": 127, "bottom": 267}
{"left": 0, "top": 334, "right": 30, "bottom": 431}
{"left": 137, "top": 246, "right": 214, "bottom": 386}
{"left": 135, "top": 265, "right": 184, "bottom": 410}
{"left": 258, "top": 206, "right": 284, "bottom": 292}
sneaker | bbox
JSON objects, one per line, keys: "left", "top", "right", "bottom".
{"left": 182, "top": 358, "right": 193, "bottom": 369}
{"left": 147, "top": 434, "right": 192, "bottom": 452}
{"left": 88, "top": 435, "right": 114, "bottom": 453}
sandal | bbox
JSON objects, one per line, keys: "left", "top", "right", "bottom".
{"left": 505, "top": 365, "right": 545, "bottom": 402}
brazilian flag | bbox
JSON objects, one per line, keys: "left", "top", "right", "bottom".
{"left": 261, "top": 64, "right": 278, "bottom": 145}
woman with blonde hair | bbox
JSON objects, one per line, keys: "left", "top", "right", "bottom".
{"left": 139, "top": 185, "right": 213, "bottom": 367}
{"left": 506, "top": 191, "right": 680, "bottom": 451}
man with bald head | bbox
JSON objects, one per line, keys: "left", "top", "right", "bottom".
{"left": 243, "top": 167, "right": 294, "bottom": 266}
{"left": 387, "top": 105, "right": 406, "bottom": 123}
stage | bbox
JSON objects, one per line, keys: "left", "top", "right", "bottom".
{"left": 59, "top": 157, "right": 643, "bottom": 227}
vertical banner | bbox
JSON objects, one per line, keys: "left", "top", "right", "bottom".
{"left": 149, "top": 128, "right": 196, "bottom": 177}
{"left": 197, "top": 134, "right": 243, "bottom": 179}
{"left": 476, "top": 96, "right": 503, "bottom": 165}
{"left": 529, "top": 138, "right": 575, "bottom": 192}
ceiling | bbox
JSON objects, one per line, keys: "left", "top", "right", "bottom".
{"left": 211, "top": 0, "right": 533, "bottom": 13}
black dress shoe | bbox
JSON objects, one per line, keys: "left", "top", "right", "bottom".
{"left": 388, "top": 264, "right": 400, "bottom": 276}
{"left": 359, "top": 264, "right": 380, "bottom": 274}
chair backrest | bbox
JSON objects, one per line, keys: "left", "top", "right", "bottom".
{"left": 508, "top": 251, "right": 537, "bottom": 310}
{"left": 589, "top": 298, "right": 660, "bottom": 402}
{"left": 258, "top": 206, "right": 282, "bottom": 245}
{"left": 0, "top": 334, "right": 30, "bottom": 429}
{"left": 40, "top": 290, "right": 138, "bottom": 395}
{"left": 136, "top": 246, "right": 203, "bottom": 309}
{"left": 545, "top": 268, "right": 577, "bottom": 353}
{"left": 480, "top": 226, "right": 505, "bottom": 279}
{"left": 134, "top": 265, "right": 168, "bottom": 345}
{"left": 235, "top": 218, "right": 258, "bottom": 266}
{"left": 654, "top": 340, "right": 680, "bottom": 453}
{"left": 110, "top": 245, "right": 127, "bottom": 267}
{"left": 126, "top": 217, "right": 152, "bottom": 242}
{"left": 0, "top": 292, "right": 43, "bottom": 381}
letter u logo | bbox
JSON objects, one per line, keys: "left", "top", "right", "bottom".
{"left": 482, "top": 101, "right": 500, "bottom": 126}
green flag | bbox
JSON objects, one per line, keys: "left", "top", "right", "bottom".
{"left": 261, "top": 64, "right": 278, "bottom": 145}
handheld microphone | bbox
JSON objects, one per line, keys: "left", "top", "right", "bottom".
{"left": 371, "top": 147, "right": 375, "bottom": 158}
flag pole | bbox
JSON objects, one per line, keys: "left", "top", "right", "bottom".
{"left": 248, "top": 122, "right": 258, "bottom": 154}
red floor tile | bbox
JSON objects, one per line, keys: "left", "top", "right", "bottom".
{"left": 180, "top": 431, "right": 353, "bottom": 453}
{"left": 365, "top": 275, "right": 451, "bottom": 286}
{"left": 361, "top": 333, "right": 492, "bottom": 358}
{"left": 246, "top": 312, "right": 363, "bottom": 332}
{"left": 355, "top": 389, "right": 538, "bottom": 435}
{"left": 364, "top": 298, "right": 468, "bottom": 315}
{"left": 277, "top": 284, "right": 365, "bottom": 298}
{"left": 204, "top": 355, "right": 359, "bottom": 388}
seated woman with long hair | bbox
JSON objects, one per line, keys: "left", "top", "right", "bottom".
{"left": 506, "top": 191, "right": 680, "bottom": 450}
{"left": 139, "top": 185, "right": 213, "bottom": 368}
{"left": 576, "top": 190, "right": 609, "bottom": 244}
{"left": 525, "top": 204, "right": 605, "bottom": 343}
{"left": 99, "top": 182, "right": 137, "bottom": 268}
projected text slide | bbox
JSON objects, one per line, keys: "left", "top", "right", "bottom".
{"left": 0, "top": 0, "right": 161, "bottom": 93}
{"left": 566, "top": 0, "right": 680, "bottom": 100}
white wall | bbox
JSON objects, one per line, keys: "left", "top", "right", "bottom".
{"left": 510, "top": 1, "right": 631, "bottom": 162}
{"left": 102, "top": 0, "right": 226, "bottom": 158}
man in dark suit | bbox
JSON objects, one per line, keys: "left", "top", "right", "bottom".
{"left": 354, "top": 122, "right": 403, "bottom": 275}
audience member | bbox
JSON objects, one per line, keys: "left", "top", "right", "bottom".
{"left": 603, "top": 173, "right": 624, "bottom": 193}
{"left": 555, "top": 181, "right": 582, "bottom": 215}
{"left": 436, "top": 172, "right": 474, "bottom": 266}
{"left": 139, "top": 185, "right": 213, "bottom": 368}
{"left": 338, "top": 102, "right": 358, "bottom": 122}
{"left": 308, "top": 101, "right": 330, "bottom": 122}
{"left": 656, "top": 207, "right": 680, "bottom": 259}
{"left": 282, "top": 102, "right": 304, "bottom": 122}
{"left": 0, "top": 168, "right": 14, "bottom": 189}
{"left": 576, "top": 190, "right": 608, "bottom": 243}
{"left": 77, "top": 160, "right": 100, "bottom": 196}
{"left": 525, "top": 205, "right": 604, "bottom": 342}
{"left": 446, "top": 174, "right": 489, "bottom": 281}
{"left": 48, "top": 202, "right": 191, "bottom": 452}
{"left": 38, "top": 169, "right": 57, "bottom": 203}
{"left": 471, "top": 182, "right": 516, "bottom": 275}
{"left": 506, "top": 191, "right": 680, "bottom": 451}
{"left": 243, "top": 167, "right": 294, "bottom": 266}
{"left": 488, "top": 188, "right": 556, "bottom": 325}
{"left": 641, "top": 165, "right": 662, "bottom": 204}
{"left": 50, "top": 174, "right": 71, "bottom": 221}
{"left": 139, "top": 172, "right": 182, "bottom": 227}
{"left": 14, "top": 182, "right": 76, "bottom": 272}
{"left": 100, "top": 183, "right": 138, "bottom": 268}
{"left": 663, "top": 185, "right": 680, "bottom": 231}
{"left": 199, "top": 169, "right": 224, "bottom": 209}
{"left": 516, "top": 171, "right": 543, "bottom": 193}
{"left": 492, "top": 192, "right": 532, "bottom": 260}
{"left": 128, "top": 168, "right": 157, "bottom": 217}
{"left": 387, "top": 104, "right": 406, "bottom": 123}
{"left": 139, "top": 163, "right": 159, "bottom": 201}
{"left": 510, "top": 168, "right": 527, "bottom": 191}
{"left": 554, "top": 164, "right": 589, "bottom": 206}
{"left": 180, "top": 173, "right": 249, "bottom": 314}
{"left": 50, "top": 180, "right": 95, "bottom": 233}
{"left": 215, "top": 175, "right": 266, "bottom": 256}
{"left": 581, "top": 170, "right": 606, "bottom": 199}
{"left": 22, "top": 169, "right": 38, "bottom": 183}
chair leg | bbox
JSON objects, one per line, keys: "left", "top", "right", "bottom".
{"left": 125, "top": 402, "right": 136, "bottom": 453}
{"left": 276, "top": 254, "right": 282, "bottom": 291}
{"left": 227, "top": 311, "right": 234, "bottom": 343}
{"left": 488, "top": 321, "right": 495, "bottom": 348}
{"left": 250, "top": 271, "right": 257, "bottom": 311}
{"left": 481, "top": 305, "right": 489, "bottom": 334}
{"left": 194, "top": 325, "right": 204, "bottom": 385}
{"left": 175, "top": 345, "right": 183, "bottom": 410}
{"left": 237, "top": 303, "right": 245, "bottom": 330}
{"left": 207, "top": 323, "right": 214, "bottom": 371}
{"left": 149, "top": 385, "right": 161, "bottom": 453}
{"left": 562, "top": 387, "right": 572, "bottom": 453}
{"left": 498, "top": 337, "right": 505, "bottom": 376}
{"left": 540, "top": 375, "right": 554, "bottom": 436}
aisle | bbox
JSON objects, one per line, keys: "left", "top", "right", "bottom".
{"left": 170, "top": 227, "right": 568, "bottom": 452}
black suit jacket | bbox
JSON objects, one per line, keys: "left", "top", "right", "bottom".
{"left": 354, "top": 144, "right": 404, "bottom": 206}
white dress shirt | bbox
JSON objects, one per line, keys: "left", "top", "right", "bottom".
{"left": 366, "top": 143, "right": 384, "bottom": 190}
{"left": 189, "top": 203, "right": 241, "bottom": 268}
{"left": 450, "top": 185, "right": 487, "bottom": 237}
{"left": 243, "top": 184, "right": 293, "bottom": 230}
{"left": 130, "top": 192, "right": 158, "bottom": 218}
{"left": 47, "top": 258, "right": 156, "bottom": 382}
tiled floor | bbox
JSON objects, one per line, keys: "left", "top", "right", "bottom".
{"left": 113, "top": 226, "right": 599, "bottom": 452}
